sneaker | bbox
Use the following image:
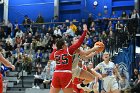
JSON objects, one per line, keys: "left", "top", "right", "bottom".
{"left": 36, "top": 86, "right": 40, "bottom": 89}
{"left": 43, "top": 80, "right": 50, "bottom": 84}
{"left": 77, "top": 84, "right": 91, "bottom": 92}
{"left": 88, "top": 82, "right": 99, "bottom": 92}
{"left": 32, "top": 86, "right": 36, "bottom": 88}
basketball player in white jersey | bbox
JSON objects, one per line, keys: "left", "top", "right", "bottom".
{"left": 93, "top": 52, "right": 121, "bottom": 93}
{"left": 71, "top": 37, "right": 102, "bottom": 92}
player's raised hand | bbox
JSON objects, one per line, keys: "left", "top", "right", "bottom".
{"left": 52, "top": 44, "right": 57, "bottom": 49}
{"left": 83, "top": 24, "right": 88, "bottom": 31}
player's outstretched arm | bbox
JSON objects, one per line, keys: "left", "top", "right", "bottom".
{"left": 69, "top": 24, "right": 87, "bottom": 55}
{"left": 79, "top": 45, "right": 99, "bottom": 56}
{"left": 0, "top": 53, "right": 15, "bottom": 70}
{"left": 81, "top": 51, "right": 97, "bottom": 60}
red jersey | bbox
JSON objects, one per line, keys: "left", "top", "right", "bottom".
{"left": 0, "top": 74, "right": 3, "bottom": 93}
{"left": 54, "top": 48, "right": 73, "bottom": 70}
{"left": 50, "top": 30, "right": 87, "bottom": 71}
{"left": 49, "top": 49, "right": 56, "bottom": 60}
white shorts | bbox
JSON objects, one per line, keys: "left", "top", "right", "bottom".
{"left": 102, "top": 78, "right": 118, "bottom": 92}
{"left": 72, "top": 67, "right": 82, "bottom": 78}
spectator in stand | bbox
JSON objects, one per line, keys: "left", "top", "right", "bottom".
{"left": 32, "top": 62, "right": 54, "bottom": 89}
{"left": 110, "top": 11, "right": 118, "bottom": 19}
{"left": 76, "top": 22, "right": 83, "bottom": 36}
{"left": 89, "top": 21, "right": 96, "bottom": 36}
{"left": 85, "top": 35, "right": 93, "bottom": 48}
{"left": 131, "top": 68, "right": 139, "bottom": 82}
{"left": 36, "top": 62, "right": 42, "bottom": 75}
{"left": 107, "top": 21, "right": 114, "bottom": 31}
{"left": 22, "top": 53, "right": 32, "bottom": 74}
{"left": 100, "top": 31, "right": 107, "bottom": 44}
{"left": 131, "top": 73, "right": 140, "bottom": 93}
{"left": 2, "top": 19, "right": 6, "bottom": 26}
{"left": 34, "top": 32, "right": 41, "bottom": 41}
{"left": 0, "top": 27, "right": 5, "bottom": 39}
{"left": 131, "top": 9, "right": 139, "bottom": 33}
{"left": 41, "top": 25, "right": 47, "bottom": 36}
{"left": 14, "top": 49, "right": 22, "bottom": 71}
{"left": 15, "top": 35, "right": 22, "bottom": 47}
{"left": 119, "top": 74, "right": 131, "bottom": 93}
{"left": 44, "top": 60, "right": 55, "bottom": 80}
{"left": 36, "top": 38, "right": 43, "bottom": 51}
{"left": 53, "top": 16, "right": 59, "bottom": 22}
{"left": 32, "top": 69, "right": 47, "bottom": 89}
{"left": 131, "top": 9, "right": 140, "bottom": 19}
{"left": 6, "top": 35, "right": 13, "bottom": 46}
{"left": 22, "top": 15, "right": 31, "bottom": 29}
{"left": 7, "top": 20, "right": 13, "bottom": 37}
{"left": 36, "top": 14, "right": 44, "bottom": 23}
{"left": 63, "top": 26, "right": 74, "bottom": 38}
{"left": 5, "top": 41, "right": 13, "bottom": 58}
{"left": 70, "top": 22, "right": 77, "bottom": 34}
{"left": 13, "top": 21, "right": 19, "bottom": 37}
{"left": 106, "top": 28, "right": 115, "bottom": 55}
{"left": 35, "top": 49, "right": 43, "bottom": 63}
{"left": 61, "top": 23, "right": 67, "bottom": 34}
{"left": 42, "top": 33, "right": 51, "bottom": 51}
{"left": 87, "top": 13, "right": 94, "bottom": 29}
{"left": 115, "top": 21, "right": 123, "bottom": 32}
{"left": 15, "top": 30, "right": 23, "bottom": 38}
{"left": 47, "top": 27, "right": 53, "bottom": 36}
{"left": 53, "top": 26, "right": 62, "bottom": 38}
{"left": 121, "top": 11, "right": 128, "bottom": 19}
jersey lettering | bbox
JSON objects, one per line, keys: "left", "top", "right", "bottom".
{"left": 55, "top": 54, "right": 69, "bottom": 65}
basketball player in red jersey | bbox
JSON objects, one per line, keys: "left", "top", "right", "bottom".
{"left": 49, "top": 24, "right": 88, "bottom": 93}
{"left": 0, "top": 53, "right": 15, "bottom": 93}
{"left": 73, "top": 60, "right": 86, "bottom": 93}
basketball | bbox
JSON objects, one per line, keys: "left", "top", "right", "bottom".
{"left": 94, "top": 41, "right": 105, "bottom": 53}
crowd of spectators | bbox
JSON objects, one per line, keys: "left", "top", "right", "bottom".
{"left": 0, "top": 9, "right": 139, "bottom": 91}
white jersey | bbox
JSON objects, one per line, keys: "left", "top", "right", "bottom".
{"left": 96, "top": 61, "right": 115, "bottom": 80}
{"left": 72, "top": 53, "right": 80, "bottom": 69}
{"left": 72, "top": 47, "right": 83, "bottom": 69}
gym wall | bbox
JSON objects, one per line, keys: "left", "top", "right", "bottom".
{"left": 8, "top": 0, "right": 54, "bottom": 23}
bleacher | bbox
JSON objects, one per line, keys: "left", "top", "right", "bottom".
{"left": 0, "top": 17, "right": 139, "bottom": 93}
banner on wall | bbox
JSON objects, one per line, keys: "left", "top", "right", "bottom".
{"left": 114, "top": 44, "right": 134, "bottom": 80}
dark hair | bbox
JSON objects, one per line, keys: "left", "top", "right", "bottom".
{"left": 56, "top": 38, "right": 65, "bottom": 50}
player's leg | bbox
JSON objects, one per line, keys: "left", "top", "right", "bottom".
{"left": 79, "top": 69, "right": 95, "bottom": 84}
{"left": 61, "top": 72, "right": 73, "bottom": 93}
{"left": 73, "top": 84, "right": 80, "bottom": 93}
{"left": 49, "top": 87, "right": 61, "bottom": 93}
{"left": 50, "top": 72, "right": 61, "bottom": 93}
{"left": 111, "top": 78, "right": 120, "bottom": 93}
{"left": 0, "top": 74, "right": 3, "bottom": 93}
{"left": 112, "top": 89, "right": 120, "bottom": 93}
{"left": 76, "top": 69, "right": 95, "bottom": 92}
{"left": 62, "top": 88, "right": 73, "bottom": 93}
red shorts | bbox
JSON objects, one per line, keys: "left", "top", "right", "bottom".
{"left": 73, "top": 84, "right": 84, "bottom": 93}
{"left": 0, "top": 74, "right": 3, "bottom": 93}
{"left": 51, "top": 71, "right": 72, "bottom": 88}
